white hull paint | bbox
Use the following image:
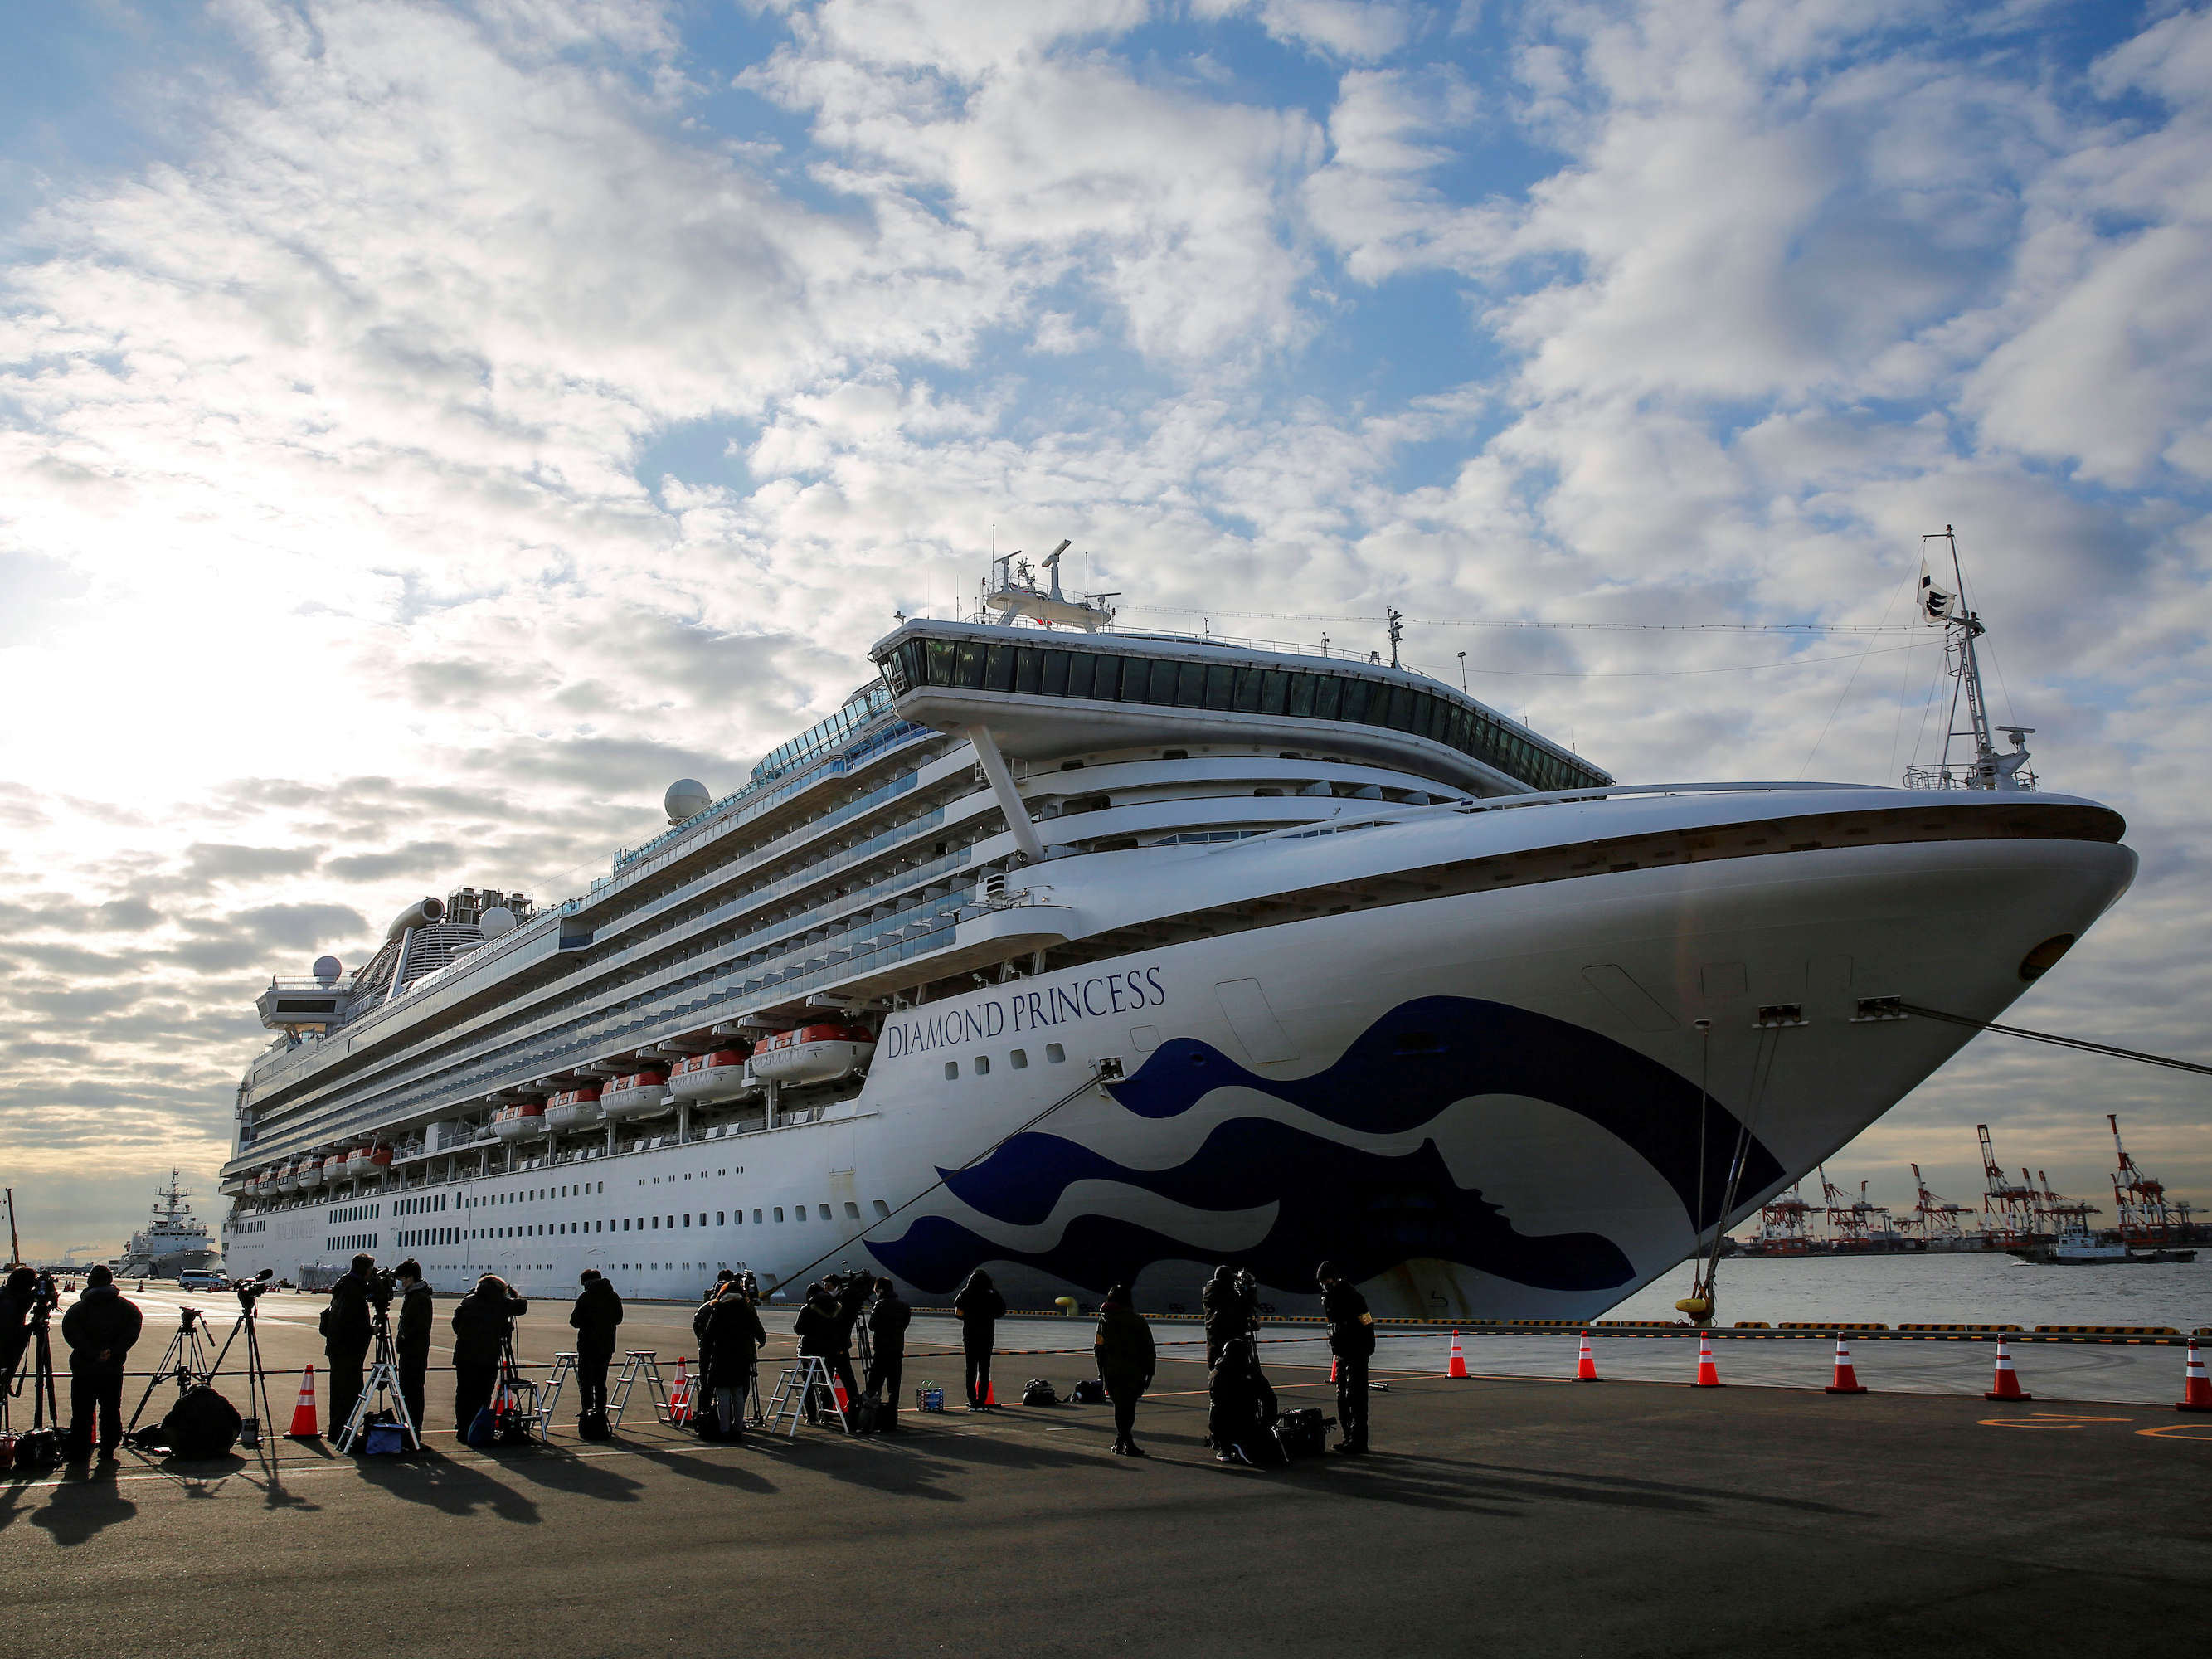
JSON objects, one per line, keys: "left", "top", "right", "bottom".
{"left": 221, "top": 820, "right": 2132, "bottom": 1319}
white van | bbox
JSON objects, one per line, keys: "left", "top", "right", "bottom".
{"left": 177, "top": 1269, "right": 227, "bottom": 1292}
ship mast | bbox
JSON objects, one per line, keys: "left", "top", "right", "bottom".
{"left": 1905, "top": 526, "right": 2035, "bottom": 791}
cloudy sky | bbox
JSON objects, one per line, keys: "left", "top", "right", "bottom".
{"left": 3, "top": 0, "right": 2208, "bottom": 1262}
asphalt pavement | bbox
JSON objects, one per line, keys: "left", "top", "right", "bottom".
{"left": 4, "top": 1285, "right": 2209, "bottom": 1658}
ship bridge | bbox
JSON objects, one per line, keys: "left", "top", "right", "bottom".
{"left": 869, "top": 618, "right": 1608, "bottom": 801}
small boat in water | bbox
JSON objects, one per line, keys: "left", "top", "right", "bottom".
{"left": 2008, "top": 1218, "right": 2197, "bottom": 1264}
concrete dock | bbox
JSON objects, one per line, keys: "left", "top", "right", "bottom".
{"left": 6, "top": 1287, "right": 2208, "bottom": 1657}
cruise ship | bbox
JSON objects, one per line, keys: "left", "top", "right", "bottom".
{"left": 216, "top": 551, "right": 2135, "bottom": 1319}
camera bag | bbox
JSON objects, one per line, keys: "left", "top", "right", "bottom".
{"left": 11, "top": 1427, "right": 62, "bottom": 1472}
{"left": 1020, "top": 1379, "right": 1059, "bottom": 1407}
{"left": 1272, "top": 1407, "right": 1331, "bottom": 1459}
{"left": 464, "top": 1405, "right": 499, "bottom": 1448}
{"left": 1068, "top": 1379, "right": 1108, "bottom": 1405}
{"left": 0, "top": 1430, "right": 15, "bottom": 1472}
{"left": 161, "top": 1384, "right": 242, "bottom": 1460}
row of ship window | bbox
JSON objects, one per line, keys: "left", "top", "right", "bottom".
{"left": 391, "top": 1197, "right": 893, "bottom": 1251}
{"left": 946, "top": 1043, "right": 1066, "bottom": 1080}
{"left": 882, "top": 637, "right": 1607, "bottom": 794}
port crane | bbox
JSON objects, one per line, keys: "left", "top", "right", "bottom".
{"left": 2034, "top": 1170, "right": 2099, "bottom": 1235}
{"left": 1905, "top": 1163, "right": 1971, "bottom": 1243}
{"left": 2107, "top": 1112, "right": 2175, "bottom": 1243}
{"left": 1976, "top": 1124, "right": 2039, "bottom": 1245}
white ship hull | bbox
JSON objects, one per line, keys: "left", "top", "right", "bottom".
{"left": 219, "top": 820, "right": 2132, "bottom": 1318}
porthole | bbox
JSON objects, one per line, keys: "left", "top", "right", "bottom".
{"left": 945, "top": 1061, "right": 960, "bottom": 1080}
{"left": 1046, "top": 1044, "right": 1065, "bottom": 1063}
{"left": 1010, "top": 1048, "right": 1028, "bottom": 1069}
{"left": 2020, "top": 933, "right": 2076, "bottom": 981}
{"left": 975, "top": 1055, "right": 991, "bottom": 1076}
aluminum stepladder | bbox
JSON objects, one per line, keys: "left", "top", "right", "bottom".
{"left": 492, "top": 1347, "right": 542, "bottom": 1444}
{"left": 764, "top": 1355, "right": 848, "bottom": 1438}
{"left": 609, "top": 1350, "right": 671, "bottom": 1429}
{"left": 532, "top": 1353, "right": 576, "bottom": 1436}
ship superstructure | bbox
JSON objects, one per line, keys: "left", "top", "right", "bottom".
{"left": 119, "top": 1171, "right": 220, "bottom": 1279}
{"left": 217, "top": 557, "right": 2136, "bottom": 1319}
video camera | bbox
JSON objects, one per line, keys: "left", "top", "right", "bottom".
{"left": 366, "top": 1266, "right": 398, "bottom": 1322}
{"left": 232, "top": 1267, "right": 275, "bottom": 1306}
{"left": 27, "top": 1268, "right": 59, "bottom": 1321}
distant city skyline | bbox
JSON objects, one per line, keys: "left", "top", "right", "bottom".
{"left": 4, "top": 0, "right": 2210, "bottom": 1260}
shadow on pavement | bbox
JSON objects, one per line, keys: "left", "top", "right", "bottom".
{"left": 27, "top": 1463, "right": 139, "bottom": 1545}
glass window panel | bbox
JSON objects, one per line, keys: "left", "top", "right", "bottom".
{"left": 1257, "top": 669, "right": 1287, "bottom": 716}
{"left": 1338, "top": 678, "right": 1369, "bottom": 722}
{"left": 1310, "top": 675, "right": 1339, "bottom": 720}
{"left": 1286, "top": 674, "right": 1315, "bottom": 718}
{"left": 1143, "top": 659, "right": 1177, "bottom": 704}
{"left": 1175, "top": 661, "right": 1208, "bottom": 708}
{"left": 1067, "top": 652, "right": 1096, "bottom": 698}
{"left": 955, "top": 640, "right": 986, "bottom": 688}
{"left": 1041, "top": 650, "right": 1069, "bottom": 697}
{"left": 1233, "top": 667, "right": 1264, "bottom": 713}
{"left": 1014, "top": 648, "right": 1043, "bottom": 695}
{"left": 984, "top": 643, "right": 1015, "bottom": 693}
{"left": 1205, "top": 664, "right": 1237, "bottom": 710}
{"left": 1384, "top": 686, "right": 1415, "bottom": 732}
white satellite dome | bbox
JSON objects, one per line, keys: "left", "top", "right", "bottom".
{"left": 479, "top": 905, "right": 518, "bottom": 937}
{"left": 312, "top": 955, "right": 343, "bottom": 985}
{"left": 664, "top": 778, "right": 712, "bottom": 825}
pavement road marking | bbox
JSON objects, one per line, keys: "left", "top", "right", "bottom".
{"left": 2134, "top": 1423, "right": 2212, "bottom": 1442}
{"left": 1976, "top": 1413, "right": 2137, "bottom": 1429}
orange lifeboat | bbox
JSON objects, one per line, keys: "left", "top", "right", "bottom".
{"left": 544, "top": 1087, "right": 604, "bottom": 1132}
{"left": 490, "top": 1101, "right": 547, "bottom": 1141}
{"left": 746, "top": 1024, "right": 876, "bottom": 1086}
{"left": 600, "top": 1069, "right": 672, "bottom": 1122}
{"left": 669, "top": 1049, "right": 751, "bottom": 1105}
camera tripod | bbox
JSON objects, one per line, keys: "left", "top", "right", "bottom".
{"left": 335, "top": 1306, "right": 419, "bottom": 1454}
{"left": 5, "top": 1286, "right": 61, "bottom": 1444}
{"left": 207, "top": 1277, "right": 280, "bottom": 1448}
{"left": 126, "top": 1303, "right": 216, "bottom": 1434}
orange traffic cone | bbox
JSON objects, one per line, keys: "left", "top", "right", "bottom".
{"left": 1329, "top": 1355, "right": 1339, "bottom": 1384}
{"left": 287, "top": 1364, "right": 320, "bottom": 1438}
{"left": 1824, "top": 1335, "right": 1868, "bottom": 1394}
{"left": 668, "top": 1357, "right": 693, "bottom": 1423}
{"left": 1446, "top": 1331, "right": 1469, "bottom": 1379}
{"left": 984, "top": 1379, "right": 996, "bottom": 1407}
{"left": 2177, "top": 1338, "right": 2212, "bottom": 1413}
{"left": 1984, "top": 1337, "right": 2032, "bottom": 1401}
{"left": 833, "top": 1377, "right": 850, "bottom": 1412}
{"left": 1576, "top": 1331, "right": 1601, "bottom": 1381}
{"left": 1694, "top": 1332, "right": 1723, "bottom": 1387}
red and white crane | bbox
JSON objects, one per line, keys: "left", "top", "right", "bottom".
{"left": 1976, "top": 1124, "right": 2039, "bottom": 1246}
{"left": 2107, "top": 1112, "right": 2174, "bottom": 1243}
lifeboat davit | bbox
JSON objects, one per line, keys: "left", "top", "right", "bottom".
{"left": 544, "top": 1087, "right": 603, "bottom": 1132}
{"left": 253, "top": 1168, "right": 277, "bottom": 1199}
{"left": 490, "top": 1102, "right": 547, "bottom": 1141}
{"left": 600, "top": 1070, "right": 672, "bottom": 1122}
{"left": 367, "top": 1143, "right": 393, "bottom": 1174}
{"left": 302, "top": 1157, "right": 327, "bottom": 1189}
{"left": 669, "top": 1050, "right": 751, "bottom": 1105}
{"left": 275, "top": 1160, "right": 303, "bottom": 1194}
{"left": 746, "top": 1024, "right": 876, "bottom": 1087}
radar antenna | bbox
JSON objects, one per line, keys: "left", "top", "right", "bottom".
{"left": 1905, "top": 526, "right": 2035, "bottom": 791}
{"left": 983, "top": 538, "right": 1118, "bottom": 631}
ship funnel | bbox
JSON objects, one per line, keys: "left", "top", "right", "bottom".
{"left": 386, "top": 895, "right": 447, "bottom": 940}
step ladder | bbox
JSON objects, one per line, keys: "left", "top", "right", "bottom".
{"left": 609, "top": 1350, "right": 670, "bottom": 1429}
{"left": 531, "top": 1354, "right": 576, "bottom": 1436}
{"left": 493, "top": 1361, "right": 542, "bottom": 1445}
{"left": 763, "top": 1356, "right": 848, "bottom": 1438}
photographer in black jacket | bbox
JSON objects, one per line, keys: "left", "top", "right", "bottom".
{"left": 569, "top": 1269, "right": 623, "bottom": 1423}
{"left": 0, "top": 1266, "right": 35, "bottom": 1398}
{"left": 865, "top": 1279, "right": 910, "bottom": 1434}
{"left": 322, "top": 1253, "right": 376, "bottom": 1434}
{"left": 1318, "top": 1261, "right": 1374, "bottom": 1454}
{"left": 695, "top": 1280, "right": 766, "bottom": 1438}
{"left": 393, "top": 1258, "right": 433, "bottom": 1441}
{"left": 1201, "top": 1262, "right": 1256, "bottom": 1368}
{"left": 59, "top": 1266, "right": 142, "bottom": 1459}
{"left": 953, "top": 1269, "right": 1007, "bottom": 1410}
{"left": 450, "top": 1274, "right": 528, "bottom": 1433}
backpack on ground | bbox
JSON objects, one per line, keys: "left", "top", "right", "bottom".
{"left": 1068, "top": 1378, "right": 1108, "bottom": 1405}
{"left": 11, "top": 1427, "right": 61, "bottom": 1472}
{"left": 464, "top": 1406, "right": 499, "bottom": 1448}
{"left": 1273, "top": 1407, "right": 1332, "bottom": 1460}
{"left": 159, "top": 1384, "right": 242, "bottom": 1460}
{"left": 1020, "top": 1378, "right": 1059, "bottom": 1407}
{"left": 362, "top": 1413, "right": 407, "bottom": 1457}
{"left": 693, "top": 1401, "right": 726, "bottom": 1441}
{"left": 577, "top": 1406, "right": 611, "bottom": 1442}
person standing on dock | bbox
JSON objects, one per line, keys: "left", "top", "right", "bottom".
{"left": 569, "top": 1269, "right": 624, "bottom": 1427}
{"left": 953, "top": 1269, "right": 1007, "bottom": 1410}
{"left": 322, "top": 1253, "right": 376, "bottom": 1438}
{"left": 1202, "top": 1264, "right": 1254, "bottom": 1368}
{"left": 394, "top": 1259, "right": 433, "bottom": 1442}
{"left": 59, "top": 1266, "right": 141, "bottom": 1460}
{"left": 450, "top": 1274, "right": 528, "bottom": 1434}
{"left": 0, "top": 1267, "right": 36, "bottom": 1399}
{"left": 1318, "top": 1262, "right": 1373, "bottom": 1456}
{"left": 698, "top": 1280, "right": 766, "bottom": 1438}
{"left": 1094, "top": 1283, "right": 1156, "bottom": 1457}
{"left": 866, "top": 1278, "right": 910, "bottom": 1434}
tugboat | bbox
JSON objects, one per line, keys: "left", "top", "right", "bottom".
{"left": 115, "top": 1171, "right": 221, "bottom": 1279}
{"left": 2007, "top": 1216, "right": 2196, "bottom": 1265}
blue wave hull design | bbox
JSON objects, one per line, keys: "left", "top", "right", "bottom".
{"left": 870, "top": 995, "right": 1782, "bottom": 1298}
